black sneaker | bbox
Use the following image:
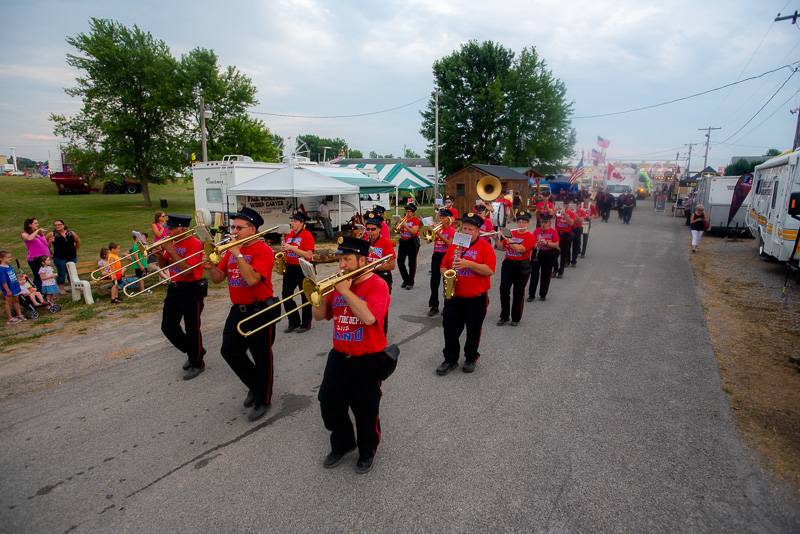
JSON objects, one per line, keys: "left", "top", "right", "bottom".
{"left": 427, "top": 307, "right": 439, "bottom": 317}
{"left": 436, "top": 361, "right": 457, "bottom": 376}
{"left": 248, "top": 404, "right": 271, "bottom": 422}
{"left": 284, "top": 325, "right": 297, "bottom": 333}
{"left": 182, "top": 358, "right": 191, "bottom": 371}
{"left": 570, "top": 263, "right": 576, "bottom": 267}
{"left": 526, "top": 296, "right": 535, "bottom": 303}
{"left": 354, "top": 456, "right": 375, "bottom": 474}
{"left": 556, "top": 273, "right": 563, "bottom": 279}
{"left": 540, "top": 296, "right": 547, "bottom": 301}
{"left": 183, "top": 366, "right": 205, "bottom": 381}
{"left": 405, "top": 285, "right": 413, "bottom": 290}
{"left": 294, "top": 326, "right": 310, "bottom": 334}
{"left": 243, "top": 390, "right": 255, "bottom": 408}
{"left": 510, "top": 321, "right": 519, "bottom": 326}
{"left": 580, "top": 254, "right": 585, "bottom": 258}
{"left": 462, "top": 361, "right": 476, "bottom": 373}
{"left": 401, "top": 282, "right": 408, "bottom": 289}
{"left": 323, "top": 446, "right": 356, "bottom": 469}
{"left": 497, "top": 318, "right": 508, "bottom": 326}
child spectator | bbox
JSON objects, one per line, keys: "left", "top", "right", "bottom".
{"left": 37, "top": 256, "right": 59, "bottom": 307}
{"left": 0, "top": 250, "right": 26, "bottom": 324}
{"left": 131, "top": 232, "right": 149, "bottom": 293}
{"left": 107, "top": 242, "right": 123, "bottom": 303}
{"left": 19, "top": 273, "right": 45, "bottom": 306}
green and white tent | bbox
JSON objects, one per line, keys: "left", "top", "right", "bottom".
{"left": 337, "top": 162, "right": 433, "bottom": 191}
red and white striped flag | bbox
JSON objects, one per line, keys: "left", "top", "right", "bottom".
{"left": 597, "top": 136, "right": 610, "bottom": 149}
{"left": 568, "top": 157, "right": 585, "bottom": 184}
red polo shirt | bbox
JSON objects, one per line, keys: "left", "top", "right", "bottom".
{"left": 480, "top": 216, "right": 494, "bottom": 243}
{"left": 284, "top": 229, "right": 314, "bottom": 265}
{"left": 441, "top": 237, "right": 496, "bottom": 298}
{"left": 503, "top": 229, "right": 535, "bottom": 261}
{"left": 368, "top": 236, "right": 395, "bottom": 264}
{"left": 536, "top": 200, "right": 555, "bottom": 215}
{"left": 433, "top": 225, "right": 456, "bottom": 253}
{"left": 217, "top": 240, "right": 275, "bottom": 304}
{"left": 532, "top": 227, "right": 560, "bottom": 250}
{"left": 399, "top": 216, "right": 421, "bottom": 240}
{"left": 163, "top": 236, "right": 204, "bottom": 282}
{"left": 325, "top": 273, "right": 390, "bottom": 355}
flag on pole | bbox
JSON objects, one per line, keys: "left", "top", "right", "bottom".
{"left": 591, "top": 148, "right": 605, "bottom": 165}
{"left": 568, "top": 157, "right": 585, "bottom": 184}
{"left": 606, "top": 162, "right": 623, "bottom": 181}
{"left": 597, "top": 136, "right": 611, "bottom": 149}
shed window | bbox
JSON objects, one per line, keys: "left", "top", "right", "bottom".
{"left": 456, "top": 183, "right": 465, "bottom": 197}
{"left": 206, "top": 188, "right": 222, "bottom": 202}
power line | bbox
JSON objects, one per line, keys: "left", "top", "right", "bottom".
{"left": 573, "top": 61, "right": 799, "bottom": 119}
{"left": 719, "top": 86, "right": 800, "bottom": 145}
{"left": 248, "top": 95, "right": 428, "bottom": 119}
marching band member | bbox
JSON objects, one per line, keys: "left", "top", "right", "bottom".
{"left": 443, "top": 196, "right": 459, "bottom": 219}
{"left": 571, "top": 201, "right": 585, "bottom": 265}
{"left": 427, "top": 208, "right": 456, "bottom": 317}
{"left": 157, "top": 214, "right": 207, "bottom": 380}
{"left": 371, "top": 205, "right": 391, "bottom": 240}
{"left": 565, "top": 202, "right": 580, "bottom": 268}
{"left": 496, "top": 211, "right": 535, "bottom": 326}
{"left": 437, "top": 212, "right": 496, "bottom": 376}
{"left": 314, "top": 236, "right": 391, "bottom": 474}
{"left": 396, "top": 204, "right": 421, "bottom": 290}
{"left": 553, "top": 206, "right": 574, "bottom": 279}
{"left": 527, "top": 214, "right": 559, "bottom": 302}
{"left": 205, "top": 208, "right": 278, "bottom": 422}
{"left": 281, "top": 211, "right": 315, "bottom": 333}
{"left": 477, "top": 204, "right": 495, "bottom": 243}
{"left": 535, "top": 190, "right": 555, "bottom": 227}
{"left": 365, "top": 211, "right": 396, "bottom": 334}
{"left": 579, "top": 199, "right": 597, "bottom": 258}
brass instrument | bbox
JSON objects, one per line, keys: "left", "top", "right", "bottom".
{"left": 394, "top": 215, "right": 409, "bottom": 233}
{"left": 477, "top": 175, "right": 503, "bottom": 202}
{"left": 421, "top": 222, "right": 443, "bottom": 242}
{"left": 90, "top": 228, "right": 195, "bottom": 281}
{"left": 443, "top": 269, "right": 457, "bottom": 299}
{"left": 236, "top": 254, "right": 395, "bottom": 337}
{"left": 274, "top": 251, "right": 286, "bottom": 275}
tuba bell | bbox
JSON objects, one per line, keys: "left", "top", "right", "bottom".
{"left": 477, "top": 175, "right": 502, "bottom": 202}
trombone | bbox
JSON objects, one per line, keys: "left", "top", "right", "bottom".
{"left": 236, "top": 254, "right": 395, "bottom": 337}
{"left": 394, "top": 214, "right": 409, "bottom": 233}
{"left": 89, "top": 228, "right": 195, "bottom": 281}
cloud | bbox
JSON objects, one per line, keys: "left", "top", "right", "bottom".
{"left": 0, "top": 64, "right": 78, "bottom": 85}
{"left": 22, "top": 134, "right": 62, "bottom": 142}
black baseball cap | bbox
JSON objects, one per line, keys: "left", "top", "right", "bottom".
{"left": 335, "top": 235, "right": 370, "bottom": 256}
{"left": 404, "top": 204, "right": 418, "bottom": 212}
{"left": 166, "top": 214, "right": 192, "bottom": 228}
{"left": 516, "top": 211, "right": 532, "bottom": 221}
{"left": 461, "top": 212, "right": 484, "bottom": 227}
{"left": 372, "top": 205, "right": 387, "bottom": 214}
{"left": 229, "top": 207, "right": 264, "bottom": 229}
{"left": 364, "top": 211, "right": 384, "bottom": 226}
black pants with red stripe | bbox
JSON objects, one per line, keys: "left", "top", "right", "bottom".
{"left": 571, "top": 228, "right": 582, "bottom": 264}
{"left": 282, "top": 263, "right": 312, "bottom": 329}
{"left": 429, "top": 251, "right": 445, "bottom": 309}
{"left": 375, "top": 271, "right": 392, "bottom": 335}
{"left": 318, "top": 350, "right": 382, "bottom": 460}
{"left": 557, "top": 232, "right": 572, "bottom": 274}
{"left": 529, "top": 249, "right": 556, "bottom": 299}
{"left": 161, "top": 281, "right": 206, "bottom": 369}
{"left": 442, "top": 292, "right": 488, "bottom": 364}
{"left": 397, "top": 238, "right": 419, "bottom": 286}
{"left": 499, "top": 259, "right": 531, "bottom": 322}
{"left": 221, "top": 300, "right": 278, "bottom": 408}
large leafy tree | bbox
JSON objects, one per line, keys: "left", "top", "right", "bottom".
{"left": 297, "top": 134, "right": 358, "bottom": 162}
{"left": 420, "top": 40, "right": 574, "bottom": 175}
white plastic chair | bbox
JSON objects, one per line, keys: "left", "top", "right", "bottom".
{"left": 66, "top": 261, "right": 94, "bottom": 305}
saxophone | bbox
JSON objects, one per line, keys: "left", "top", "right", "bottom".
{"left": 274, "top": 251, "right": 286, "bottom": 274}
{"left": 443, "top": 244, "right": 462, "bottom": 299}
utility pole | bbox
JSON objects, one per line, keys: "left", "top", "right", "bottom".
{"left": 684, "top": 143, "right": 699, "bottom": 179}
{"left": 791, "top": 107, "right": 800, "bottom": 151}
{"left": 199, "top": 96, "right": 208, "bottom": 162}
{"left": 698, "top": 126, "right": 721, "bottom": 169}
{"left": 775, "top": 10, "right": 800, "bottom": 24}
{"left": 434, "top": 89, "right": 440, "bottom": 202}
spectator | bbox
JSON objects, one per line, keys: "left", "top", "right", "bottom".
{"left": 318, "top": 199, "right": 334, "bottom": 240}
{"left": 37, "top": 256, "right": 59, "bottom": 307}
{"left": 18, "top": 273, "right": 45, "bottom": 306}
{"left": 106, "top": 243, "right": 123, "bottom": 303}
{"left": 131, "top": 232, "right": 149, "bottom": 293}
{"left": 21, "top": 218, "right": 50, "bottom": 291}
{"left": 50, "top": 219, "right": 80, "bottom": 294}
{"left": 689, "top": 204, "right": 707, "bottom": 253}
{"left": 0, "top": 250, "right": 25, "bottom": 324}
{"left": 151, "top": 212, "right": 169, "bottom": 242}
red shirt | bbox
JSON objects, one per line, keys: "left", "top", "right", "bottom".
{"left": 555, "top": 213, "right": 572, "bottom": 234}
{"left": 536, "top": 200, "right": 555, "bottom": 215}
{"left": 441, "top": 237, "right": 496, "bottom": 298}
{"left": 574, "top": 208, "right": 586, "bottom": 228}
{"left": 503, "top": 229, "right": 535, "bottom": 261}
{"left": 500, "top": 197, "right": 512, "bottom": 211}
{"left": 433, "top": 225, "right": 456, "bottom": 253}
{"left": 325, "top": 273, "right": 390, "bottom": 355}
{"left": 380, "top": 221, "right": 390, "bottom": 240}
{"left": 532, "top": 227, "right": 559, "bottom": 250}
{"left": 444, "top": 206, "right": 459, "bottom": 219}
{"left": 368, "top": 236, "right": 396, "bottom": 264}
{"left": 284, "top": 229, "right": 314, "bottom": 265}
{"left": 480, "top": 217, "right": 494, "bottom": 243}
{"left": 164, "top": 236, "right": 204, "bottom": 282}
{"left": 399, "top": 216, "right": 421, "bottom": 240}
{"left": 565, "top": 209, "right": 578, "bottom": 229}
{"left": 217, "top": 240, "right": 275, "bottom": 304}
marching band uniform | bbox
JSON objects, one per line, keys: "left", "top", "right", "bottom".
{"left": 477, "top": 205, "right": 495, "bottom": 243}
{"left": 371, "top": 205, "right": 392, "bottom": 240}
{"left": 497, "top": 211, "right": 535, "bottom": 326}
{"left": 580, "top": 201, "right": 597, "bottom": 257}
{"left": 535, "top": 194, "right": 555, "bottom": 227}
{"left": 208, "top": 208, "right": 279, "bottom": 422}
{"left": 315, "top": 236, "right": 391, "bottom": 474}
{"left": 554, "top": 208, "right": 574, "bottom": 278}
{"left": 437, "top": 212, "right": 497, "bottom": 375}
{"left": 443, "top": 196, "right": 459, "bottom": 220}
{"left": 428, "top": 209, "right": 456, "bottom": 317}
{"left": 571, "top": 204, "right": 585, "bottom": 265}
{"left": 527, "top": 215, "right": 559, "bottom": 302}
{"left": 365, "top": 212, "right": 396, "bottom": 334}
{"left": 282, "top": 211, "right": 315, "bottom": 333}
{"left": 396, "top": 204, "right": 421, "bottom": 290}
{"left": 159, "top": 214, "right": 207, "bottom": 380}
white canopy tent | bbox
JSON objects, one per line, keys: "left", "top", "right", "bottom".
{"left": 229, "top": 165, "right": 359, "bottom": 196}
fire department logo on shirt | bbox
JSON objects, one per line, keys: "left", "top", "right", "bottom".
{"left": 168, "top": 246, "right": 188, "bottom": 276}
{"left": 456, "top": 248, "right": 479, "bottom": 276}
{"left": 368, "top": 245, "right": 384, "bottom": 260}
{"left": 226, "top": 253, "right": 252, "bottom": 287}
{"left": 286, "top": 237, "right": 302, "bottom": 258}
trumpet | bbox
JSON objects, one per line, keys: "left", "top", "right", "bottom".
{"left": 421, "top": 223, "right": 442, "bottom": 242}
{"left": 236, "top": 255, "right": 395, "bottom": 337}
{"left": 90, "top": 228, "right": 195, "bottom": 281}
{"left": 274, "top": 251, "right": 286, "bottom": 275}
{"left": 394, "top": 215, "right": 409, "bottom": 233}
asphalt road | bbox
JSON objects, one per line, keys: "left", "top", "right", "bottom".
{"left": 1, "top": 208, "right": 798, "bottom": 533}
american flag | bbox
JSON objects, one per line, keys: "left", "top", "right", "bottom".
{"left": 591, "top": 148, "right": 604, "bottom": 165}
{"left": 568, "top": 157, "right": 585, "bottom": 184}
{"left": 597, "top": 136, "right": 610, "bottom": 149}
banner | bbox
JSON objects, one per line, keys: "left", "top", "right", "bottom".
{"left": 727, "top": 173, "right": 753, "bottom": 226}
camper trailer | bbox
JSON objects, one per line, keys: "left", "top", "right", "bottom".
{"left": 747, "top": 149, "right": 800, "bottom": 263}
{"left": 694, "top": 175, "right": 751, "bottom": 232}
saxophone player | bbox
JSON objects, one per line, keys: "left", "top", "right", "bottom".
{"left": 436, "top": 212, "right": 496, "bottom": 376}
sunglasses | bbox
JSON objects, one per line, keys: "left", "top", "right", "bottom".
{"left": 231, "top": 225, "right": 249, "bottom": 230}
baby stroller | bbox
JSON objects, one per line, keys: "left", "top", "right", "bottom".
{"left": 15, "top": 260, "right": 60, "bottom": 316}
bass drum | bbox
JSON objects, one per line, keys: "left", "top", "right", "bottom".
{"left": 490, "top": 201, "right": 506, "bottom": 228}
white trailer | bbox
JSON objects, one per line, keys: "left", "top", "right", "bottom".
{"left": 694, "top": 175, "right": 751, "bottom": 231}
{"left": 747, "top": 149, "right": 800, "bottom": 263}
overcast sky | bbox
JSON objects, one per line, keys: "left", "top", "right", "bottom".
{"left": 1, "top": 0, "right": 799, "bottom": 170}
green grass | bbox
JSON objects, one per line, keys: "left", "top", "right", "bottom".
{"left": 0, "top": 176, "right": 195, "bottom": 265}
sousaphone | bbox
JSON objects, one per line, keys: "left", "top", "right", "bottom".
{"left": 477, "top": 175, "right": 502, "bottom": 202}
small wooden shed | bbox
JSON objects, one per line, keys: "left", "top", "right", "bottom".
{"left": 444, "top": 164, "right": 530, "bottom": 216}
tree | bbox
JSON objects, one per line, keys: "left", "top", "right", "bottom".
{"left": 297, "top": 134, "right": 351, "bottom": 162}
{"left": 420, "top": 40, "right": 574, "bottom": 175}
{"left": 369, "top": 151, "right": 379, "bottom": 158}
{"left": 213, "top": 116, "right": 281, "bottom": 162}
{"left": 404, "top": 148, "right": 421, "bottom": 158}
{"left": 723, "top": 149, "right": 780, "bottom": 176}
{"left": 349, "top": 149, "right": 364, "bottom": 158}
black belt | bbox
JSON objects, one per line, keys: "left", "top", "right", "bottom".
{"left": 235, "top": 297, "right": 278, "bottom": 313}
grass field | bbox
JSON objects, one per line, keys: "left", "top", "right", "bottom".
{"left": 1, "top": 176, "right": 196, "bottom": 264}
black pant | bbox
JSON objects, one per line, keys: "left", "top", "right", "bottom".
{"left": 27, "top": 257, "right": 44, "bottom": 291}
{"left": 397, "top": 238, "right": 419, "bottom": 286}
{"left": 571, "top": 228, "right": 582, "bottom": 264}
{"left": 161, "top": 282, "right": 206, "bottom": 368}
{"left": 282, "top": 264, "right": 311, "bottom": 329}
{"left": 375, "top": 271, "right": 392, "bottom": 334}
{"left": 442, "top": 293, "right": 488, "bottom": 363}
{"left": 621, "top": 206, "right": 633, "bottom": 224}
{"left": 529, "top": 249, "right": 556, "bottom": 299}
{"left": 581, "top": 227, "right": 590, "bottom": 257}
{"left": 600, "top": 207, "right": 610, "bottom": 222}
{"left": 221, "top": 300, "right": 278, "bottom": 408}
{"left": 557, "top": 232, "right": 572, "bottom": 274}
{"left": 499, "top": 259, "right": 531, "bottom": 322}
{"left": 318, "top": 350, "right": 382, "bottom": 460}
{"left": 429, "top": 251, "right": 445, "bottom": 309}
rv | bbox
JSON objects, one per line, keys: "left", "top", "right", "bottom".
{"left": 694, "top": 175, "right": 751, "bottom": 232}
{"left": 747, "top": 149, "right": 800, "bottom": 263}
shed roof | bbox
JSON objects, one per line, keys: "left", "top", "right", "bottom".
{"left": 471, "top": 164, "right": 530, "bottom": 181}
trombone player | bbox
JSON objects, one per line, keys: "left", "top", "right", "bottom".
{"left": 157, "top": 215, "right": 207, "bottom": 380}
{"left": 205, "top": 208, "right": 279, "bottom": 422}
{"left": 281, "top": 211, "right": 315, "bottom": 334}
{"left": 427, "top": 208, "right": 456, "bottom": 317}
